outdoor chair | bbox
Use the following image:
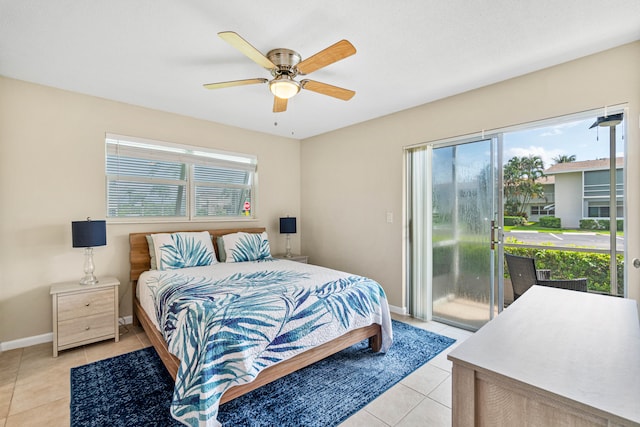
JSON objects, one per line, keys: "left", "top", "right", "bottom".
{"left": 505, "top": 253, "right": 588, "bottom": 301}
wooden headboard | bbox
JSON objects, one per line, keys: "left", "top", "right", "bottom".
{"left": 129, "top": 227, "right": 266, "bottom": 282}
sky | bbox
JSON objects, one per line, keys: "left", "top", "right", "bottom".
{"left": 503, "top": 117, "right": 626, "bottom": 169}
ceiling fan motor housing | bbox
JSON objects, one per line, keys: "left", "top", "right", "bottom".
{"left": 267, "top": 48, "right": 302, "bottom": 77}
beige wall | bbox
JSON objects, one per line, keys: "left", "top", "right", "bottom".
{"left": 2, "top": 41, "right": 639, "bottom": 345}
{"left": 301, "top": 41, "right": 640, "bottom": 312}
{"left": 0, "top": 77, "right": 301, "bottom": 343}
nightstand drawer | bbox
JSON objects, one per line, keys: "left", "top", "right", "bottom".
{"left": 58, "top": 289, "right": 114, "bottom": 321}
{"left": 57, "top": 312, "right": 115, "bottom": 347}
{"left": 51, "top": 277, "right": 120, "bottom": 357}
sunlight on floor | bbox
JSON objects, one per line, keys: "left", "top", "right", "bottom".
{"left": 433, "top": 297, "right": 499, "bottom": 330}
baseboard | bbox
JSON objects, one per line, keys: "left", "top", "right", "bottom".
{"left": 0, "top": 332, "right": 53, "bottom": 352}
{"left": 388, "top": 304, "right": 407, "bottom": 316}
{"left": 1, "top": 316, "right": 135, "bottom": 352}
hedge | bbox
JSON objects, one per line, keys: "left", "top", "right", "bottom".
{"left": 538, "top": 216, "right": 561, "bottom": 228}
{"left": 504, "top": 216, "right": 525, "bottom": 226}
{"left": 504, "top": 247, "right": 623, "bottom": 295}
{"left": 579, "top": 219, "right": 624, "bottom": 231}
{"left": 431, "top": 239, "right": 624, "bottom": 296}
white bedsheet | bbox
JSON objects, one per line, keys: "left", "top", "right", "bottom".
{"left": 136, "top": 260, "right": 372, "bottom": 331}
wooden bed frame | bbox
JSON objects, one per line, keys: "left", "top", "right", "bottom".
{"left": 130, "top": 227, "right": 382, "bottom": 404}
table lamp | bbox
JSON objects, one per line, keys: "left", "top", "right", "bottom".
{"left": 279, "top": 217, "right": 297, "bottom": 258}
{"left": 72, "top": 218, "right": 107, "bottom": 285}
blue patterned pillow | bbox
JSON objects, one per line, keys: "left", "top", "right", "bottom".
{"left": 150, "top": 232, "right": 216, "bottom": 270}
{"left": 220, "top": 232, "right": 271, "bottom": 262}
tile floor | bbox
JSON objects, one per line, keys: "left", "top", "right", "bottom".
{"left": 0, "top": 315, "right": 472, "bottom": 427}
{"left": 341, "top": 315, "right": 473, "bottom": 427}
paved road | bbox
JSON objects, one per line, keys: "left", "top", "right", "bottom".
{"left": 504, "top": 231, "right": 624, "bottom": 251}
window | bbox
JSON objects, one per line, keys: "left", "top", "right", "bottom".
{"left": 531, "top": 205, "right": 555, "bottom": 216}
{"left": 584, "top": 169, "right": 623, "bottom": 198}
{"left": 588, "top": 205, "right": 609, "bottom": 218}
{"left": 587, "top": 201, "right": 623, "bottom": 219}
{"left": 106, "top": 134, "right": 257, "bottom": 221}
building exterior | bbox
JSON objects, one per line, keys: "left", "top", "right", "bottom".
{"left": 526, "top": 175, "right": 555, "bottom": 222}
{"left": 527, "top": 158, "right": 623, "bottom": 228}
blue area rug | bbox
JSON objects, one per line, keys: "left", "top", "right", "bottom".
{"left": 70, "top": 320, "right": 455, "bottom": 426}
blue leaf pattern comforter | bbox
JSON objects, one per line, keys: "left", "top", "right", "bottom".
{"left": 138, "top": 259, "right": 393, "bottom": 427}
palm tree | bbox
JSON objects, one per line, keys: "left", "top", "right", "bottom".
{"left": 503, "top": 155, "right": 546, "bottom": 216}
{"left": 552, "top": 154, "right": 577, "bottom": 164}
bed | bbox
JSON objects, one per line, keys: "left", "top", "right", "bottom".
{"left": 130, "top": 227, "right": 393, "bottom": 426}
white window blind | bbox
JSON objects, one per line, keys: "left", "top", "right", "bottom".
{"left": 105, "top": 134, "right": 257, "bottom": 220}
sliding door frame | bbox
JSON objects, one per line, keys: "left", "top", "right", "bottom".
{"left": 404, "top": 104, "right": 628, "bottom": 325}
{"left": 405, "top": 133, "right": 503, "bottom": 329}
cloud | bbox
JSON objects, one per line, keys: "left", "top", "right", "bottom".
{"left": 540, "top": 128, "right": 562, "bottom": 137}
{"left": 538, "top": 120, "right": 583, "bottom": 137}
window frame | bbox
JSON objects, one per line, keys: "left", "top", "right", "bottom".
{"left": 531, "top": 205, "right": 555, "bottom": 216}
{"left": 105, "top": 133, "right": 258, "bottom": 223}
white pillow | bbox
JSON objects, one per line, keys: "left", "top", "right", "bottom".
{"left": 150, "top": 231, "right": 217, "bottom": 270}
{"left": 220, "top": 232, "right": 271, "bottom": 262}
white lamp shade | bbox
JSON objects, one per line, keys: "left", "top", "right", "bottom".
{"left": 269, "top": 76, "right": 300, "bottom": 99}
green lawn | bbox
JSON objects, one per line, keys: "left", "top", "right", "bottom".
{"left": 504, "top": 222, "right": 624, "bottom": 236}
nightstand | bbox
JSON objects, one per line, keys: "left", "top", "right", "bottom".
{"left": 50, "top": 277, "right": 120, "bottom": 357}
{"left": 273, "top": 254, "right": 309, "bottom": 264}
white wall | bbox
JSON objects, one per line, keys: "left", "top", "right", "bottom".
{"left": 0, "top": 77, "right": 301, "bottom": 343}
{"left": 554, "top": 173, "right": 583, "bottom": 228}
{"left": 301, "top": 41, "right": 640, "bottom": 312}
{"left": 525, "top": 183, "right": 554, "bottom": 222}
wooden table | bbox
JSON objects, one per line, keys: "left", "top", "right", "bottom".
{"left": 448, "top": 285, "right": 640, "bottom": 426}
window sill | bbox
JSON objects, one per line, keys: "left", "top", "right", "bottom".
{"left": 106, "top": 217, "right": 260, "bottom": 225}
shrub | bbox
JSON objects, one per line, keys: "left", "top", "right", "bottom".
{"left": 579, "top": 219, "right": 624, "bottom": 231}
{"left": 538, "top": 216, "right": 561, "bottom": 228}
{"left": 504, "top": 247, "right": 623, "bottom": 295}
{"left": 600, "top": 219, "right": 625, "bottom": 231}
{"left": 580, "top": 219, "right": 599, "bottom": 230}
{"left": 504, "top": 216, "right": 525, "bottom": 226}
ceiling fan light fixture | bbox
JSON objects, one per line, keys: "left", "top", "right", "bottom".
{"left": 269, "top": 75, "right": 300, "bottom": 99}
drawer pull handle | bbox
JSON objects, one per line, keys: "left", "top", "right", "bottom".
{"left": 85, "top": 303, "right": 91, "bottom": 307}
{"left": 85, "top": 326, "right": 90, "bottom": 330}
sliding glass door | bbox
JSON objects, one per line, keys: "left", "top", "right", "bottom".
{"left": 407, "top": 137, "right": 502, "bottom": 330}
{"left": 406, "top": 107, "right": 628, "bottom": 332}
{"left": 501, "top": 110, "right": 626, "bottom": 298}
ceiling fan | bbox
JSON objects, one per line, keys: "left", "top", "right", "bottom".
{"left": 203, "top": 31, "right": 356, "bottom": 113}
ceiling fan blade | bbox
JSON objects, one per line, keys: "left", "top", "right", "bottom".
{"left": 218, "top": 31, "right": 276, "bottom": 70}
{"left": 301, "top": 80, "right": 355, "bottom": 101}
{"left": 273, "top": 96, "right": 288, "bottom": 113}
{"left": 296, "top": 40, "right": 356, "bottom": 75}
{"left": 203, "top": 78, "right": 268, "bottom": 90}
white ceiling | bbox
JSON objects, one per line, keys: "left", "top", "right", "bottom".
{"left": 1, "top": 1, "right": 639, "bottom": 140}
